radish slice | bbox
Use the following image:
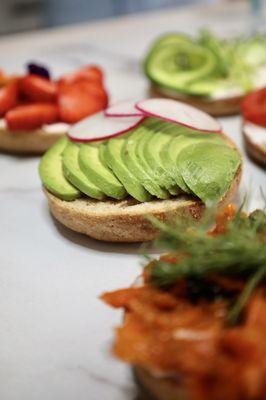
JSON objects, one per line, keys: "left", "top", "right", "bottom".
{"left": 136, "top": 98, "right": 221, "bottom": 133}
{"left": 68, "top": 111, "right": 144, "bottom": 142}
{"left": 105, "top": 100, "right": 144, "bottom": 117}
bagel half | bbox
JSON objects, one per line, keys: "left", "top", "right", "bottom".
{"left": 242, "top": 121, "right": 266, "bottom": 167}
{"left": 150, "top": 85, "right": 242, "bottom": 117}
{"left": 0, "top": 125, "right": 67, "bottom": 155}
{"left": 43, "top": 156, "right": 241, "bottom": 242}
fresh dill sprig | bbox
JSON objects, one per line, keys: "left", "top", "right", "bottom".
{"left": 147, "top": 206, "right": 266, "bottom": 324}
{"left": 227, "top": 266, "right": 265, "bottom": 325}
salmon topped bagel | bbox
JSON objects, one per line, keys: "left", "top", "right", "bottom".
{"left": 102, "top": 204, "right": 266, "bottom": 400}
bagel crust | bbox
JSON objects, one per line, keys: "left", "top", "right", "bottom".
{"left": 0, "top": 126, "right": 66, "bottom": 155}
{"left": 43, "top": 159, "right": 241, "bottom": 242}
{"left": 134, "top": 366, "right": 186, "bottom": 400}
{"left": 150, "top": 85, "right": 242, "bottom": 117}
{"left": 242, "top": 126, "right": 266, "bottom": 167}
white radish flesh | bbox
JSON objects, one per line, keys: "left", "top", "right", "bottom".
{"left": 68, "top": 111, "right": 144, "bottom": 142}
{"left": 105, "top": 100, "right": 144, "bottom": 117}
{"left": 136, "top": 98, "right": 221, "bottom": 133}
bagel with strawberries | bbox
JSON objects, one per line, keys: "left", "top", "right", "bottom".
{"left": 0, "top": 64, "right": 108, "bottom": 154}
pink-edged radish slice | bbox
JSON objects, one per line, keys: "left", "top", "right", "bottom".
{"left": 68, "top": 111, "right": 144, "bottom": 143}
{"left": 105, "top": 100, "right": 144, "bottom": 117}
{"left": 136, "top": 98, "right": 221, "bottom": 133}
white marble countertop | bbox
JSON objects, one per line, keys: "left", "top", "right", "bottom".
{"left": 0, "top": 2, "right": 265, "bottom": 400}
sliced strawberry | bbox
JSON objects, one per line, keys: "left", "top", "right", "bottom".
{"left": 76, "top": 80, "right": 108, "bottom": 103}
{"left": 6, "top": 103, "right": 58, "bottom": 131}
{"left": 58, "top": 81, "right": 108, "bottom": 124}
{"left": 19, "top": 74, "right": 57, "bottom": 103}
{"left": 0, "top": 83, "right": 18, "bottom": 116}
{"left": 58, "top": 65, "right": 104, "bottom": 86}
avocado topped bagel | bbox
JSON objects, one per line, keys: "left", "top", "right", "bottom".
{"left": 0, "top": 63, "right": 108, "bottom": 154}
{"left": 102, "top": 205, "right": 266, "bottom": 400}
{"left": 39, "top": 99, "right": 242, "bottom": 242}
{"left": 145, "top": 31, "right": 266, "bottom": 116}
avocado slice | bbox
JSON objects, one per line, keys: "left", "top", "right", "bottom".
{"left": 79, "top": 142, "right": 127, "bottom": 200}
{"left": 139, "top": 119, "right": 181, "bottom": 195}
{"left": 146, "top": 33, "right": 193, "bottom": 53}
{"left": 39, "top": 137, "right": 81, "bottom": 201}
{"left": 122, "top": 124, "right": 170, "bottom": 199}
{"left": 144, "top": 41, "right": 217, "bottom": 94}
{"left": 177, "top": 142, "right": 241, "bottom": 204}
{"left": 62, "top": 141, "right": 105, "bottom": 200}
{"left": 104, "top": 136, "right": 151, "bottom": 202}
{"left": 161, "top": 130, "right": 223, "bottom": 193}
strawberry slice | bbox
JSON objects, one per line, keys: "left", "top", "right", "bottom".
{"left": 58, "top": 65, "right": 104, "bottom": 86}
{"left": 19, "top": 75, "right": 57, "bottom": 103}
{"left": 6, "top": 103, "right": 58, "bottom": 131}
{"left": 0, "top": 83, "right": 18, "bottom": 116}
{"left": 58, "top": 81, "right": 108, "bottom": 124}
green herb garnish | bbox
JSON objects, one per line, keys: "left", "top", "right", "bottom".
{"left": 147, "top": 206, "right": 266, "bottom": 325}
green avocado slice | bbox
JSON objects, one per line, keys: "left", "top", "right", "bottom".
{"left": 122, "top": 124, "right": 170, "bottom": 199}
{"left": 78, "top": 143, "right": 127, "bottom": 200}
{"left": 144, "top": 41, "right": 217, "bottom": 94}
{"left": 137, "top": 120, "right": 180, "bottom": 195}
{"left": 177, "top": 142, "right": 241, "bottom": 204}
{"left": 104, "top": 137, "right": 151, "bottom": 202}
{"left": 148, "top": 33, "right": 192, "bottom": 50}
{"left": 62, "top": 141, "right": 105, "bottom": 200}
{"left": 161, "top": 130, "right": 223, "bottom": 193}
{"left": 39, "top": 137, "right": 81, "bottom": 201}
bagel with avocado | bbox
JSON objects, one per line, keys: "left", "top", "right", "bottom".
{"left": 39, "top": 99, "right": 242, "bottom": 242}
{"left": 145, "top": 31, "right": 266, "bottom": 116}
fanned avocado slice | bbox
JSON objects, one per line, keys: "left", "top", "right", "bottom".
{"left": 161, "top": 130, "right": 223, "bottom": 193}
{"left": 79, "top": 143, "right": 127, "bottom": 200}
{"left": 122, "top": 124, "right": 170, "bottom": 199}
{"left": 177, "top": 142, "right": 241, "bottom": 204}
{"left": 139, "top": 119, "right": 181, "bottom": 195}
{"left": 104, "top": 137, "right": 151, "bottom": 202}
{"left": 39, "top": 137, "right": 80, "bottom": 201}
{"left": 144, "top": 41, "right": 217, "bottom": 94}
{"left": 62, "top": 141, "right": 105, "bottom": 200}
{"left": 148, "top": 32, "right": 192, "bottom": 50}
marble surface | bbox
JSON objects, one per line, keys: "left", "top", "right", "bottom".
{"left": 0, "top": 2, "right": 265, "bottom": 400}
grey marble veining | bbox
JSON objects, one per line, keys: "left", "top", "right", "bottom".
{"left": 0, "top": 2, "right": 265, "bottom": 400}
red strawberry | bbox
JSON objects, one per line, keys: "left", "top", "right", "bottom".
{"left": 0, "top": 83, "right": 18, "bottom": 116}
{"left": 58, "top": 80, "right": 108, "bottom": 124}
{"left": 19, "top": 75, "right": 57, "bottom": 103}
{"left": 6, "top": 103, "right": 58, "bottom": 131}
{"left": 76, "top": 80, "right": 108, "bottom": 103}
{"left": 58, "top": 65, "right": 104, "bottom": 86}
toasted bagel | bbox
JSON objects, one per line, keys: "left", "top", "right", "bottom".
{"left": 242, "top": 121, "right": 266, "bottom": 167}
{"left": 0, "top": 125, "right": 67, "bottom": 155}
{"left": 43, "top": 157, "right": 241, "bottom": 242}
{"left": 150, "top": 85, "right": 242, "bottom": 117}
